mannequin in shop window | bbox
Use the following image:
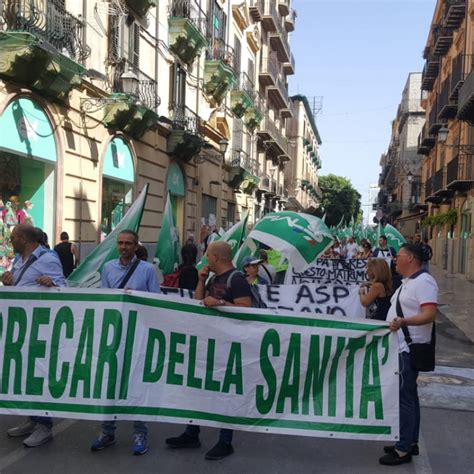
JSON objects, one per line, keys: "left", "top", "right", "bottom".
{"left": 23, "top": 200, "right": 34, "bottom": 226}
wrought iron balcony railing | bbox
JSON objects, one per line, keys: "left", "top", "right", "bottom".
{"left": 113, "top": 59, "right": 160, "bottom": 111}
{"left": 231, "top": 149, "right": 258, "bottom": 174}
{"left": 206, "top": 37, "right": 235, "bottom": 71}
{"left": 169, "top": 0, "right": 208, "bottom": 37}
{"left": 171, "top": 103, "right": 201, "bottom": 134}
{"left": 234, "top": 71, "right": 255, "bottom": 96}
{"left": 1, "top": 0, "right": 90, "bottom": 61}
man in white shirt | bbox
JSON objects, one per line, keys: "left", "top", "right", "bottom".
{"left": 379, "top": 243, "right": 438, "bottom": 466}
{"left": 345, "top": 236, "right": 359, "bottom": 259}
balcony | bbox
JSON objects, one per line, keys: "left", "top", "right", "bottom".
{"left": 204, "top": 38, "right": 236, "bottom": 103}
{"left": 421, "top": 56, "right": 440, "bottom": 91}
{"left": 443, "top": 0, "right": 466, "bottom": 30}
{"left": 168, "top": 0, "right": 208, "bottom": 65}
{"left": 257, "top": 114, "right": 290, "bottom": 159}
{"left": 259, "top": 53, "right": 279, "bottom": 86}
{"left": 438, "top": 77, "right": 457, "bottom": 119}
{"left": 417, "top": 123, "right": 435, "bottom": 155}
{"left": 446, "top": 154, "right": 474, "bottom": 191}
{"left": 0, "top": 1, "right": 89, "bottom": 99}
{"left": 230, "top": 72, "right": 255, "bottom": 118}
{"left": 424, "top": 176, "right": 433, "bottom": 202}
{"left": 429, "top": 98, "right": 444, "bottom": 134}
{"left": 249, "top": 0, "right": 264, "bottom": 21}
{"left": 103, "top": 59, "right": 161, "bottom": 139}
{"left": 262, "top": 0, "right": 279, "bottom": 31}
{"left": 432, "top": 25, "right": 453, "bottom": 57}
{"left": 269, "top": 17, "right": 291, "bottom": 63}
{"left": 278, "top": 0, "right": 290, "bottom": 17}
{"left": 244, "top": 99, "right": 264, "bottom": 131}
{"left": 268, "top": 74, "right": 289, "bottom": 110}
{"left": 430, "top": 166, "right": 453, "bottom": 200}
{"left": 271, "top": 179, "right": 277, "bottom": 194}
{"left": 457, "top": 69, "right": 474, "bottom": 124}
{"left": 167, "top": 104, "right": 203, "bottom": 161}
{"left": 387, "top": 202, "right": 402, "bottom": 217}
{"left": 283, "top": 52, "right": 295, "bottom": 75}
{"left": 229, "top": 150, "right": 260, "bottom": 193}
{"left": 285, "top": 9, "right": 296, "bottom": 32}
{"left": 125, "top": 0, "right": 158, "bottom": 17}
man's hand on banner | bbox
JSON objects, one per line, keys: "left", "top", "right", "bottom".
{"left": 202, "top": 296, "right": 222, "bottom": 307}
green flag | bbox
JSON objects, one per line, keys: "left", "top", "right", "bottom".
{"left": 198, "top": 210, "right": 249, "bottom": 270}
{"left": 245, "top": 211, "right": 333, "bottom": 271}
{"left": 382, "top": 224, "right": 406, "bottom": 253}
{"left": 154, "top": 193, "right": 180, "bottom": 276}
{"left": 67, "top": 184, "right": 149, "bottom": 287}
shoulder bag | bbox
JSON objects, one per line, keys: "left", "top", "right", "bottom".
{"left": 396, "top": 287, "right": 436, "bottom": 372}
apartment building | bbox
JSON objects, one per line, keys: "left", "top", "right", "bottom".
{"left": 285, "top": 94, "right": 322, "bottom": 212}
{"left": 0, "top": 0, "right": 297, "bottom": 259}
{"left": 378, "top": 72, "right": 426, "bottom": 237}
{"left": 417, "top": 0, "right": 473, "bottom": 279}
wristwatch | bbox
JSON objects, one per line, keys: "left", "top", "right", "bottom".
{"left": 218, "top": 299, "right": 226, "bottom": 305}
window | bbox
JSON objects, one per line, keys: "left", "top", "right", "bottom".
{"left": 202, "top": 194, "right": 217, "bottom": 226}
{"left": 234, "top": 34, "right": 241, "bottom": 80}
{"left": 227, "top": 202, "right": 236, "bottom": 227}
{"left": 129, "top": 22, "right": 140, "bottom": 69}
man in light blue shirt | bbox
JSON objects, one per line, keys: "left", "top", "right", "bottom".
{"left": 91, "top": 229, "right": 160, "bottom": 456}
{"left": 1, "top": 224, "right": 65, "bottom": 447}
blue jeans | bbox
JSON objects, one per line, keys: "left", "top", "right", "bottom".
{"left": 185, "top": 425, "right": 233, "bottom": 444}
{"left": 395, "top": 352, "right": 420, "bottom": 453}
{"left": 102, "top": 420, "right": 147, "bottom": 437}
{"left": 30, "top": 416, "right": 52, "bottom": 429}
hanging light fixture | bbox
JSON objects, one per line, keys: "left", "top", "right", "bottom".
{"left": 121, "top": 69, "right": 140, "bottom": 97}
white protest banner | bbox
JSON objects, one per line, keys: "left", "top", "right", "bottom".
{"left": 259, "top": 284, "right": 365, "bottom": 319}
{"left": 0, "top": 288, "right": 399, "bottom": 441}
{"left": 285, "top": 258, "right": 369, "bottom": 285}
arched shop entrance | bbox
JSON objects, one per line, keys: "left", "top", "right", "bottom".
{"left": 0, "top": 97, "right": 56, "bottom": 266}
{"left": 101, "top": 137, "right": 135, "bottom": 237}
{"left": 166, "top": 161, "right": 186, "bottom": 241}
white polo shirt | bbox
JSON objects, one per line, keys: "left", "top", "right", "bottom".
{"left": 386, "top": 271, "right": 438, "bottom": 353}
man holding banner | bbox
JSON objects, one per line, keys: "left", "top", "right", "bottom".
{"left": 166, "top": 241, "right": 252, "bottom": 460}
{"left": 380, "top": 243, "right": 438, "bottom": 466}
{"left": 90, "top": 230, "right": 160, "bottom": 455}
{"left": 2, "top": 224, "right": 65, "bottom": 447}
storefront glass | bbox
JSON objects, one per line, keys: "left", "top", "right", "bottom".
{"left": 101, "top": 137, "right": 134, "bottom": 238}
{"left": 0, "top": 97, "right": 56, "bottom": 275}
{"left": 166, "top": 161, "right": 186, "bottom": 240}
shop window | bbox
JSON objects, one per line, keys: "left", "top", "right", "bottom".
{"left": 101, "top": 178, "right": 132, "bottom": 237}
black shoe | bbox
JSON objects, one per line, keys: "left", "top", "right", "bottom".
{"left": 165, "top": 433, "right": 201, "bottom": 449}
{"left": 383, "top": 444, "right": 419, "bottom": 456}
{"left": 379, "top": 451, "right": 412, "bottom": 466}
{"left": 205, "top": 440, "right": 234, "bottom": 460}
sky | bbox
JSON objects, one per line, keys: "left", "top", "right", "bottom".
{"left": 289, "top": 0, "right": 437, "bottom": 220}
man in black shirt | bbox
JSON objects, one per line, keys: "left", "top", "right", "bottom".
{"left": 165, "top": 241, "right": 252, "bottom": 460}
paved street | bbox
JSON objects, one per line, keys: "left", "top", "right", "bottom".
{"left": 0, "top": 265, "right": 473, "bottom": 474}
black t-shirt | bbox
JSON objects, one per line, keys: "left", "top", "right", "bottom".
{"left": 178, "top": 265, "right": 198, "bottom": 290}
{"left": 207, "top": 268, "right": 252, "bottom": 303}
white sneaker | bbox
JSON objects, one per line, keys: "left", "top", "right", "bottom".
{"left": 7, "top": 419, "right": 37, "bottom": 437}
{"left": 23, "top": 425, "right": 53, "bottom": 447}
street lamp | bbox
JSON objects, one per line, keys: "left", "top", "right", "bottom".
{"left": 121, "top": 69, "right": 140, "bottom": 97}
{"left": 438, "top": 126, "right": 474, "bottom": 153}
{"left": 219, "top": 138, "right": 229, "bottom": 154}
{"left": 407, "top": 171, "right": 413, "bottom": 183}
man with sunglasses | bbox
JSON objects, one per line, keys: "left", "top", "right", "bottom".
{"left": 379, "top": 243, "right": 438, "bottom": 466}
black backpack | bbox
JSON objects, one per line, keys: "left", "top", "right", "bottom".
{"left": 218, "top": 269, "right": 267, "bottom": 308}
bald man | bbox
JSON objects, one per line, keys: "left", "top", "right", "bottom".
{"left": 166, "top": 241, "right": 252, "bottom": 460}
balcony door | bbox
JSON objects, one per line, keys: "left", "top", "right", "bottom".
{"left": 459, "top": 204, "right": 471, "bottom": 274}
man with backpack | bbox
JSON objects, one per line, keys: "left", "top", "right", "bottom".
{"left": 90, "top": 230, "right": 160, "bottom": 456}
{"left": 165, "top": 241, "right": 252, "bottom": 460}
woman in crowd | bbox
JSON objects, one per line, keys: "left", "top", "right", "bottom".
{"left": 178, "top": 243, "right": 199, "bottom": 290}
{"left": 357, "top": 241, "right": 373, "bottom": 259}
{"left": 358, "top": 258, "right": 392, "bottom": 320}
{"left": 242, "top": 256, "right": 268, "bottom": 285}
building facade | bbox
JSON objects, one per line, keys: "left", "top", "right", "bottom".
{"left": 378, "top": 72, "right": 426, "bottom": 237}
{"left": 416, "top": 0, "right": 473, "bottom": 280}
{"left": 285, "top": 94, "right": 322, "bottom": 212}
{"left": 0, "top": 0, "right": 302, "bottom": 264}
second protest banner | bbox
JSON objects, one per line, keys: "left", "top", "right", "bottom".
{"left": 0, "top": 288, "right": 398, "bottom": 441}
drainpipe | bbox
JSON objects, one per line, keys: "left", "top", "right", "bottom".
{"left": 155, "top": 2, "right": 160, "bottom": 114}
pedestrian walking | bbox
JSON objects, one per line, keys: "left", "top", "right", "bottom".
{"left": 90, "top": 229, "right": 160, "bottom": 456}
{"left": 1, "top": 224, "right": 65, "bottom": 447}
{"left": 165, "top": 241, "right": 252, "bottom": 460}
{"left": 54, "top": 231, "right": 79, "bottom": 277}
{"left": 379, "top": 243, "right": 438, "bottom": 466}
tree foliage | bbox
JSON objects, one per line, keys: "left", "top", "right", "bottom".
{"left": 318, "top": 174, "right": 362, "bottom": 227}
